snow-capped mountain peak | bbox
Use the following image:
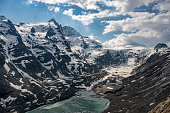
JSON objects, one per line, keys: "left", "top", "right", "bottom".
{"left": 48, "top": 18, "right": 59, "bottom": 26}
{"left": 154, "top": 43, "right": 168, "bottom": 51}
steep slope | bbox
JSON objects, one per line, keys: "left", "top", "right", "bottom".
{"left": 65, "top": 36, "right": 103, "bottom": 63}
{"left": 0, "top": 15, "right": 53, "bottom": 113}
{"left": 15, "top": 18, "right": 105, "bottom": 80}
{"left": 103, "top": 49, "right": 170, "bottom": 113}
{"left": 99, "top": 48, "right": 153, "bottom": 78}
{"left": 0, "top": 15, "right": 83, "bottom": 113}
{"left": 63, "top": 26, "right": 81, "bottom": 37}
{"left": 0, "top": 15, "right": 106, "bottom": 113}
{"left": 15, "top": 19, "right": 104, "bottom": 77}
{"left": 15, "top": 19, "right": 79, "bottom": 77}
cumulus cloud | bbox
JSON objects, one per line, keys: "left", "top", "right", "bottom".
{"left": 30, "top": 0, "right": 158, "bottom": 12}
{"left": 103, "top": 12, "right": 170, "bottom": 47}
{"left": 103, "top": 11, "right": 170, "bottom": 48}
{"left": 63, "top": 9, "right": 74, "bottom": 16}
{"left": 29, "top": 0, "right": 160, "bottom": 25}
{"left": 103, "top": 0, "right": 153, "bottom": 12}
{"left": 48, "top": 6, "right": 60, "bottom": 12}
{"left": 63, "top": 9, "right": 123, "bottom": 25}
{"left": 29, "top": 0, "right": 101, "bottom": 10}
{"left": 63, "top": 9, "right": 95, "bottom": 25}
{"left": 103, "top": 12, "right": 156, "bottom": 34}
{"left": 101, "top": 0, "right": 170, "bottom": 48}
{"left": 153, "top": 0, "right": 170, "bottom": 11}
{"left": 29, "top": 0, "right": 164, "bottom": 26}
{"left": 29, "top": 0, "right": 170, "bottom": 48}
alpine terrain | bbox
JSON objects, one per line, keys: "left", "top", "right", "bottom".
{"left": 0, "top": 15, "right": 169, "bottom": 113}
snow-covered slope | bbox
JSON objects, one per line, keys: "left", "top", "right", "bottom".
{"left": 101, "top": 48, "right": 155, "bottom": 78}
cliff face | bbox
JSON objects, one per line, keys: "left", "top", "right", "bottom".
{"left": 103, "top": 49, "right": 170, "bottom": 113}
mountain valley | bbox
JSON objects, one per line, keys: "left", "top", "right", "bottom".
{"left": 0, "top": 15, "right": 169, "bottom": 113}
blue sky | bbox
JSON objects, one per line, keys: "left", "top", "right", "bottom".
{"left": 0, "top": 0, "right": 170, "bottom": 48}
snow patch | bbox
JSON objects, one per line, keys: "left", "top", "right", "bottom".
{"left": 4, "top": 63, "right": 10, "bottom": 72}
{"left": 10, "top": 82, "right": 37, "bottom": 98}
{"left": 0, "top": 96, "right": 17, "bottom": 108}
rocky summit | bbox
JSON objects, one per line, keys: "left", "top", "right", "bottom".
{"left": 154, "top": 43, "right": 168, "bottom": 51}
{"left": 0, "top": 15, "right": 169, "bottom": 113}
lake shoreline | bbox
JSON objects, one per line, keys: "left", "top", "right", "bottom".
{"left": 27, "top": 90, "right": 110, "bottom": 113}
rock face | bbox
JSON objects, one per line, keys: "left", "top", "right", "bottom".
{"left": 95, "top": 50, "right": 127, "bottom": 66}
{"left": 63, "top": 26, "right": 81, "bottom": 37}
{"left": 103, "top": 49, "right": 170, "bottom": 113}
{"left": 154, "top": 43, "right": 168, "bottom": 51}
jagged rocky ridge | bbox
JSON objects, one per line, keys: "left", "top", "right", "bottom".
{"left": 154, "top": 43, "right": 168, "bottom": 51}
{"left": 0, "top": 15, "right": 169, "bottom": 113}
{"left": 0, "top": 15, "right": 108, "bottom": 113}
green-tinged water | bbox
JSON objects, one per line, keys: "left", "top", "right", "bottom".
{"left": 27, "top": 91, "right": 109, "bottom": 113}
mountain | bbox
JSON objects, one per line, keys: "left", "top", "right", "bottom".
{"left": 154, "top": 43, "right": 168, "bottom": 51}
{"left": 0, "top": 15, "right": 169, "bottom": 113}
{"left": 62, "top": 26, "right": 81, "bottom": 37}
{"left": 102, "top": 49, "right": 170, "bottom": 113}
{"left": 0, "top": 15, "right": 106, "bottom": 113}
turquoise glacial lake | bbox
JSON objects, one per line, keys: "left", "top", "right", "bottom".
{"left": 27, "top": 91, "right": 109, "bottom": 113}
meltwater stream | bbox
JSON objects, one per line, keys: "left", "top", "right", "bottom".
{"left": 27, "top": 91, "right": 109, "bottom": 113}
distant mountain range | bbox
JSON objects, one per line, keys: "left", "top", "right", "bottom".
{"left": 0, "top": 15, "right": 169, "bottom": 113}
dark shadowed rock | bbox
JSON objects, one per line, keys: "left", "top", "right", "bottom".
{"left": 154, "top": 43, "right": 168, "bottom": 51}
{"left": 63, "top": 26, "right": 81, "bottom": 37}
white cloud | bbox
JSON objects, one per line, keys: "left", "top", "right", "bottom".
{"left": 29, "top": 0, "right": 161, "bottom": 26}
{"left": 103, "top": 11, "right": 170, "bottom": 48}
{"left": 54, "top": 7, "right": 60, "bottom": 12}
{"left": 30, "top": 0, "right": 101, "bottom": 10}
{"left": 153, "top": 0, "right": 170, "bottom": 11}
{"left": 63, "top": 9, "right": 123, "bottom": 25}
{"left": 48, "top": 6, "right": 60, "bottom": 12}
{"left": 28, "top": 0, "right": 33, "bottom": 4}
{"left": 29, "top": 0, "right": 170, "bottom": 48}
{"left": 63, "top": 9, "right": 95, "bottom": 25}
{"left": 63, "top": 9, "right": 74, "bottom": 16}
{"left": 103, "top": 33, "right": 162, "bottom": 49}
{"left": 88, "top": 35, "right": 101, "bottom": 43}
{"left": 88, "top": 35, "right": 94, "bottom": 40}
{"left": 30, "top": 0, "right": 161, "bottom": 26}
{"left": 103, "top": 0, "right": 157, "bottom": 12}
{"left": 103, "top": 12, "right": 156, "bottom": 34}
{"left": 30, "top": 0, "right": 158, "bottom": 12}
